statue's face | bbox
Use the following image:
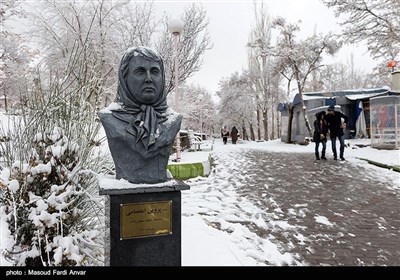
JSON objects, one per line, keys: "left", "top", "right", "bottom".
{"left": 126, "top": 56, "right": 163, "bottom": 105}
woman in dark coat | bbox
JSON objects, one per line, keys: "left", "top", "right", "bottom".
{"left": 313, "top": 111, "right": 328, "bottom": 160}
{"left": 231, "top": 126, "right": 238, "bottom": 144}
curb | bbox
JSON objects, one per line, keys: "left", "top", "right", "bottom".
{"left": 357, "top": 157, "right": 400, "bottom": 173}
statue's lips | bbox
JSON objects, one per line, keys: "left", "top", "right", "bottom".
{"left": 143, "top": 87, "right": 155, "bottom": 92}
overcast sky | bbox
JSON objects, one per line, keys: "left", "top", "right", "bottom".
{"left": 154, "top": 0, "right": 377, "bottom": 95}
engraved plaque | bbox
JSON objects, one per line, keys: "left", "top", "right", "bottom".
{"left": 120, "top": 201, "right": 172, "bottom": 239}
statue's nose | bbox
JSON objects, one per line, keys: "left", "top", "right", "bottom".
{"left": 145, "top": 70, "right": 152, "bottom": 82}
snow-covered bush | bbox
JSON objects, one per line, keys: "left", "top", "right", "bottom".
{"left": 0, "top": 63, "right": 112, "bottom": 265}
{"left": 0, "top": 127, "right": 104, "bottom": 266}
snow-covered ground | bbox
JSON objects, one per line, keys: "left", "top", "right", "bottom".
{"left": 177, "top": 137, "right": 398, "bottom": 167}
{"left": 181, "top": 138, "right": 399, "bottom": 266}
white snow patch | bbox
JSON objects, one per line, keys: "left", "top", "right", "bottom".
{"left": 8, "top": 180, "right": 19, "bottom": 192}
{"left": 315, "top": 215, "right": 334, "bottom": 226}
{"left": 99, "top": 102, "right": 122, "bottom": 113}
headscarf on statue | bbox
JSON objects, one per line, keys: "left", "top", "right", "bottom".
{"left": 112, "top": 46, "right": 169, "bottom": 151}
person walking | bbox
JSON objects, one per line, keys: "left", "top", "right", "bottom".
{"left": 221, "top": 126, "right": 229, "bottom": 144}
{"left": 231, "top": 126, "right": 239, "bottom": 144}
{"left": 313, "top": 111, "right": 328, "bottom": 160}
{"left": 325, "top": 105, "right": 348, "bottom": 160}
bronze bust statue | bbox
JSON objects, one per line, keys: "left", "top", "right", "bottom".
{"left": 99, "top": 46, "right": 182, "bottom": 184}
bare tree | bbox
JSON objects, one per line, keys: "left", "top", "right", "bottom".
{"left": 272, "top": 17, "right": 341, "bottom": 137}
{"left": 217, "top": 72, "right": 256, "bottom": 141}
{"left": 279, "top": 65, "right": 296, "bottom": 143}
{"left": 322, "top": 0, "right": 400, "bottom": 62}
{"left": 155, "top": 3, "right": 212, "bottom": 95}
{"left": 247, "top": 2, "right": 271, "bottom": 141}
{"left": 170, "top": 83, "right": 216, "bottom": 133}
{"left": 24, "top": 0, "right": 157, "bottom": 107}
{"left": 0, "top": 0, "right": 27, "bottom": 22}
{"left": 7, "top": 1, "right": 212, "bottom": 111}
{"left": 319, "top": 60, "right": 383, "bottom": 91}
{"left": 0, "top": 0, "right": 33, "bottom": 111}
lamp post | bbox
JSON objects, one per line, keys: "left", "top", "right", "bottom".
{"left": 198, "top": 94, "right": 204, "bottom": 140}
{"left": 204, "top": 108, "right": 209, "bottom": 138}
{"left": 2, "top": 94, "right": 7, "bottom": 113}
{"left": 168, "top": 19, "right": 184, "bottom": 162}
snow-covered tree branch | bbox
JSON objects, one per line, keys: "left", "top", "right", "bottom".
{"left": 271, "top": 17, "right": 341, "bottom": 137}
{"left": 322, "top": 0, "right": 400, "bottom": 62}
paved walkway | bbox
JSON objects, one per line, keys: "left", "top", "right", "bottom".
{"left": 211, "top": 147, "right": 400, "bottom": 266}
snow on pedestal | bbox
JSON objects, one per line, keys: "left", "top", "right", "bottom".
{"left": 98, "top": 175, "right": 189, "bottom": 195}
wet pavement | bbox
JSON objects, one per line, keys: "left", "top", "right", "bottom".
{"left": 209, "top": 148, "right": 400, "bottom": 266}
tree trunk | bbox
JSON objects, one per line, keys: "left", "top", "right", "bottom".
{"left": 242, "top": 119, "right": 248, "bottom": 140}
{"left": 300, "top": 97, "right": 312, "bottom": 138}
{"left": 286, "top": 103, "right": 294, "bottom": 143}
{"left": 256, "top": 108, "right": 261, "bottom": 140}
{"left": 4, "top": 93, "right": 8, "bottom": 113}
{"left": 250, "top": 123, "right": 255, "bottom": 141}
{"left": 295, "top": 78, "right": 312, "bottom": 137}
{"left": 271, "top": 105, "right": 275, "bottom": 140}
{"left": 263, "top": 108, "right": 269, "bottom": 141}
{"left": 276, "top": 110, "right": 280, "bottom": 139}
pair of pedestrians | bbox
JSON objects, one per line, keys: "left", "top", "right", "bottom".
{"left": 221, "top": 126, "right": 239, "bottom": 144}
{"left": 313, "top": 105, "right": 348, "bottom": 161}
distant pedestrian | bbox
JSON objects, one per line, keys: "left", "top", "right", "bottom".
{"left": 231, "top": 126, "right": 238, "bottom": 144}
{"left": 221, "top": 126, "right": 229, "bottom": 144}
{"left": 313, "top": 111, "right": 328, "bottom": 160}
{"left": 325, "top": 105, "right": 348, "bottom": 160}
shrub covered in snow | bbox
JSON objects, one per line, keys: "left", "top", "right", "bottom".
{"left": 0, "top": 28, "right": 119, "bottom": 263}
{"left": 0, "top": 127, "right": 104, "bottom": 266}
{"left": 0, "top": 63, "right": 113, "bottom": 265}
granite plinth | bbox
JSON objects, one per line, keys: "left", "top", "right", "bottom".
{"left": 99, "top": 177, "right": 190, "bottom": 266}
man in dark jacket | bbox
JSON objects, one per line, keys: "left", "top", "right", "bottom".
{"left": 325, "top": 105, "right": 348, "bottom": 160}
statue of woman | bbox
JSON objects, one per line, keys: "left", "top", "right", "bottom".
{"left": 98, "top": 46, "right": 182, "bottom": 184}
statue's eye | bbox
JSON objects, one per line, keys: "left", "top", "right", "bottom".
{"left": 133, "top": 68, "right": 145, "bottom": 75}
{"left": 151, "top": 68, "right": 160, "bottom": 75}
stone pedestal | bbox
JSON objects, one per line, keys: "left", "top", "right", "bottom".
{"left": 99, "top": 177, "right": 190, "bottom": 266}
